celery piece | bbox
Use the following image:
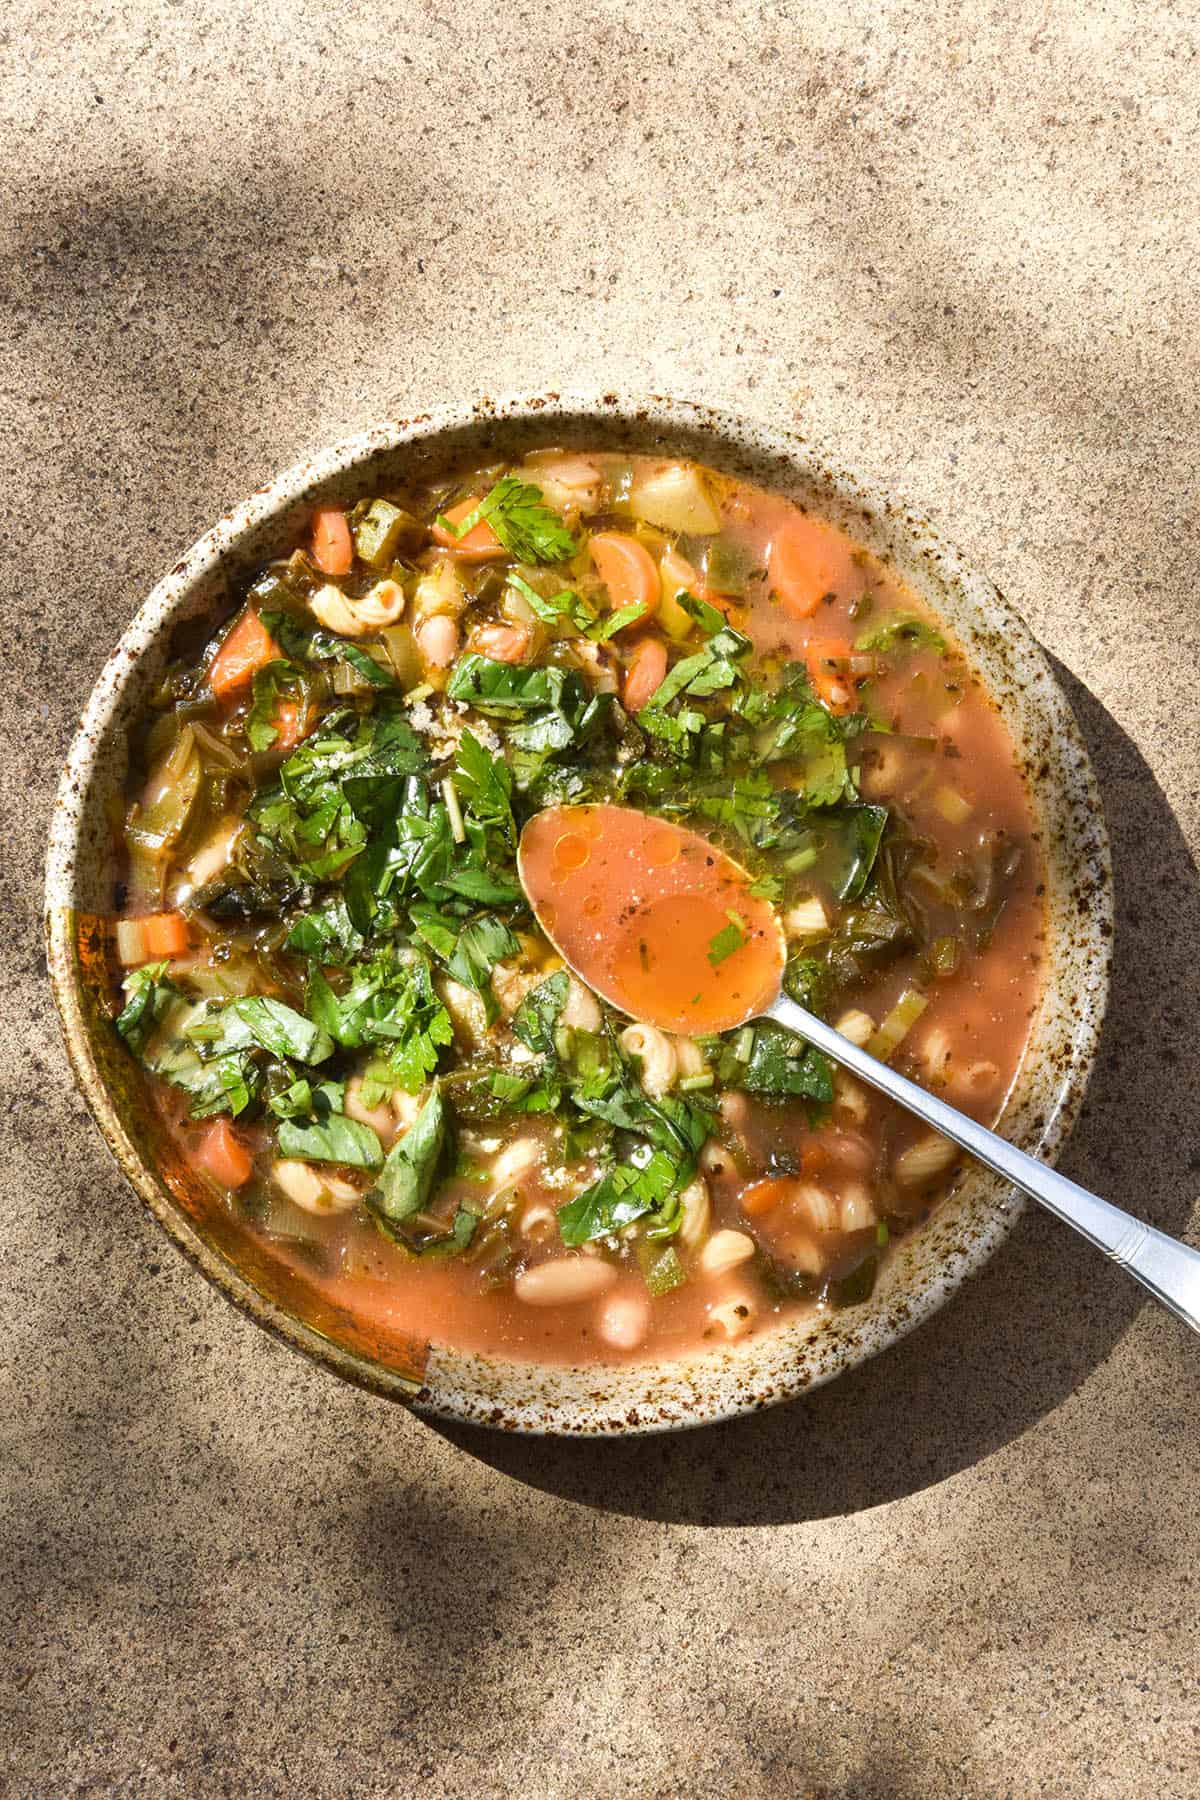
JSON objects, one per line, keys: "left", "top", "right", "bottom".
{"left": 642, "top": 1243, "right": 686, "bottom": 1297}
{"left": 865, "top": 987, "right": 929, "bottom": 1062}
{"left": 352, "top": 499, "right": 416, "bottom": 569}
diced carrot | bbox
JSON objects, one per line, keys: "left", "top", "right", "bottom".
{"left": 195, "top": 1117, "right": 254, "bottom": 1190}
{"left": 622, "top": 636, "right": 668, "bottom": 712}
{"left": 432, "top": 496, "right": 506, "bottom": 562}
{"left": 208, "top": 607, "right": 282, "bottom": 699}
{"left": 310, "top": 505, "right": 354, "bottom": 576}
{"left": 805, "top": 637, "right": 857, "bottom": 714}
{"left": 271, "top": 700, "right": 315, "bottom": 752}
{"left": 768, "top": 512, "right": 853, "bottom": 620}
{"left": 741, "top": 1177, "right": 794, "bottom": 1217}
{"left": 140, "top": 912, "right": 191, "bottom": 958}
{"left": 589, "top": 532, "right": 660, "bottom": 625}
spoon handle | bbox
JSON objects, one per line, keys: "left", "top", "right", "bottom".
{"left": 767, "top": 993, "right": 1200, "bottom": 1335}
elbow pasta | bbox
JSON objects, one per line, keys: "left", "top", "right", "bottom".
{"left": 677, "top": 1175, "right": 712, "bottom": 1250}
{"left": 894, "top": 1131, "right": 959, "bottom": 1187}
{"left": 620, "top": 1022, "right": 678, "bottom": 1097}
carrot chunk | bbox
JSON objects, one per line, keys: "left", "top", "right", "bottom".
{"left": 622, "top": 636, "right": 668, "bottom": 712}
{"left": 768, "top": 513, "right": 852, "bottom": 620}
{"left": 589, "top": 533, "right": 660, "bottom": 625}
{"left": 195, "top": 1117, "right": 254, "bottom": 1190}
{"left": 310, "top": 505, "right": 354, "bottom": 576}
{"left": 208, "top": 607, "right": 281, "bottom": 699}
{"left": 805, "top": 637, "right": 856, "bottom": 714}
{"left": 271, "top": 699, "right": 314, "bottom": 752}
{"left": 431, "top": 496, "right": 506, "bottom": 562}
{"left": 140, "top": 912, "right": 191, "bottom": 958}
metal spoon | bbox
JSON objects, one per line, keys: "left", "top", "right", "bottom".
{"left": 518, "top": 802, "right": 1200, "bottom": 1334}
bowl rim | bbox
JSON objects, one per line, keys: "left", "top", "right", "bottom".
{"left": 45, "top": 389, "right": 1113, "bottom": 1435}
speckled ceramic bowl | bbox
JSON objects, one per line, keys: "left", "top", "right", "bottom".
{"left": 45, "top": 393, "right": 1112, "bottom": 1435}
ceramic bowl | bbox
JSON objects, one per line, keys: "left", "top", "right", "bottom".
{"left": 45, "top": 393, "right": 1112, "bottom": 1434}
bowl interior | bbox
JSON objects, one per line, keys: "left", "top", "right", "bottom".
{"left": 45, "top": 394, "right": 1112, "bottom": 1434}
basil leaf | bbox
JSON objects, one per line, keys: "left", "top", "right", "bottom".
{"left": 367, "top": 1086, "right": 448, "bottom": 1230}
{"left": 186, "top": 995, "right": 335, "bottom": 1066}
{"left": 277, "top": 1111, "right": 383, "bottom": 1169}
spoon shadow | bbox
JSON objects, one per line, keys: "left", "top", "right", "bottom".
{"left": 431, "top": 662, "right": 1200, "bottom": 1523}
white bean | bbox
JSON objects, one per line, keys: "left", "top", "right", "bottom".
{"left": 698, "top": 1228, "right": 756, "bottom": 1278}
{"left": 412, "top": 561, "right": 467, "bottom": 620}
{"left": 415, "top": 613, "right": 460, "bottom": 669}
{"left": 598, "top": 1288, "right": 651, "bottom": 1350}
{"left": 514, "top": 1258, "right": 617, "bottom": 1306}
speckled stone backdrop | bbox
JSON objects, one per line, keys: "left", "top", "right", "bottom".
{"left": 3, "top": 3, "right": 1199, "bottom": 1796}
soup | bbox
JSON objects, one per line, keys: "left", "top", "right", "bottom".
{"left": 110, "top": 450, "right": 1045, "bottom": 1363}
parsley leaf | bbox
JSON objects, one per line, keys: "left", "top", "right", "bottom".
{"left": 114, "top": 962, "right": 180, "bottom": 1058}
{"left": 738, "top": 1022, "right": 834, "bottom": 1103}
{"left": 507, "top": 573, "right": 596, "bottom": 633}
{"left": 511, "top": 971, "right": 571, "bottom": 1056}
{"left": 437, "top": 476, "right": 577, "bottom": 565}
{"left": 557, "top": 1148, "right": 681, "bottom": 1246}
{"left": 706, "top": 912, "right": 747, "bottom": 967}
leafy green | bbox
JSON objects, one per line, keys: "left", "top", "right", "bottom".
{"left": 306, "top": 953, "right": 453, "bottom": 1091}
{"left": 588, "top": 601, "right": 648, "bottom": 640}
{"left": 175, "top": 1051, "right": 260, "bottom": 1119}
{"left": 453, "top": 729, "right": 515, "bottom": 847}
{"left": 557, "top": 1148, "right": 682, "bottom": 1246}
{"left": 185, "top": 996, "right": 335, "bottom": 1066}
{"left": 706, "top": 913, "right": 747, "bottom": 968}
{"left": 511, "top": 971, "right": 570, "bottom": 1056}
{"left": 507, "top": 573, "right": 595, "bottom": 633}
{"left": 277, "top": 1109, "right": 383, "bottom": 1169}
{"left": 738, "top": 1022, "right": 834, "bottom": 1103}
{"left": 285, "top": 894, "right": 365, "bottom": 962}
{"left": 436, "top": 476, "right": 577, "bottom": 565}
{"left": 855, "top": 616, "right": 946, "bottom": 657}
{"left": 248, "top": 703, "right": 427, "bottom": 881}
{"left": 367, "top": 1086, "right": 448, "bottom": 1233}
{"left": 446, "top": 655, "right": 579, "bottom": 715}
{"left": 261, "top": 611, "right": 396, "bottom": 689}
{"left": 114, "top": 963, "right": 180, "bottom": 1058}
{"left": 244, "top": 660, "right": 311, "bottom": 752}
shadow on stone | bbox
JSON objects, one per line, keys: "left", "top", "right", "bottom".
{"left": 432, "top": 661, "right": 1200, "bottom": 1523}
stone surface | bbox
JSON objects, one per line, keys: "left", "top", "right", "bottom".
{"left": 3, "top": 2, "right": 1200, "bottom": 1794}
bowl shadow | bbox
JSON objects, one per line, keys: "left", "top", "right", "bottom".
{"left": 431, "top": 659, "right": 1200, "bottom": 1523}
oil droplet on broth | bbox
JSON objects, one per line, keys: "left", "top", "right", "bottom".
{"left": 553, "top": 832, "right": 591, "bottom": 874}
{"left": 646, "top": 826, "right": 682, "bottom": 868}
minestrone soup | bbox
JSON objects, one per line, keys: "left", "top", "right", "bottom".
{"left": 111, "top": 450, "right": 1046, "bottom": 1362}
